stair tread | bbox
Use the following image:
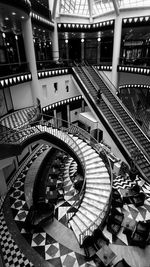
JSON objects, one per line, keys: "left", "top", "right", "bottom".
{"left": 86, "top": 183, "right": 111, "bottom": 190}
{"left": 83, "top": 198, "right": 104, "bottom": 209}
{"left": 81, "top": 202, "right": 101, "bottom": 215}
{"left": 86, "top": 166, "right": 107, "bottom": 173}
{"left": 73, "top": 215, "right": 88, "bottom": 232}
{"left": 85, "top": 188, "right": 110, "bottom": 196}
{"left": 86, "top": 178, "right": 110, "bottom": 184}
{"left": 79, "top": 206, "right": 98, "bottom": 221}
{"left": 84, "top": 192, "right": 107, "bottom": 203}
{"left": 86, "top": 162, "right": 105, "bottom": 169}
{"left": 86, "top": 172, "right": 109, "bottom": 179}
{"left": 76, "top": 210, "right": 93, "bottom": 225}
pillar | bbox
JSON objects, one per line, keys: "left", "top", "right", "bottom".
{"left": 53, "top": 109, "right": 57, "bottom": 127}
{"left": 0, "top": 170, "right": 7, "bottom": 197}
{"left": 111, "top": 15, "right": 122, "bottom": 90}
{"left": 97, "top": 38, "right": 101, "bottom": 65}
{"left": 15, "top": 36, "right": 21, "bottom": 64}
{"left": 52, "top": 21, "right": 59, "bottom": 62}
{"left": 67, "top": 104, "right": 70, "bottom": 124}
{"left": 21, "top": 16, "right": 40, "bottom": 104}
{"left": 81, "top": 99, "right": 85, "bottom": 112}
{"left": 65, "top": 39, "right": 69, "bottom": 61}
{"left": 81, "top": 39, "right": 85, "bottom": 63}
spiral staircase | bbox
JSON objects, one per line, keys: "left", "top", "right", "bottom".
{"left": 0, "top": 115, "right": 113, "bottom": 246}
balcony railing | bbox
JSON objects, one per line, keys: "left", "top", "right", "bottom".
{"left": 0, "top": 62, "right": 30, "bottom": 78}
{"left": 30, "top": 0, "right": 52, "bottom": 20}
{"left": 36, "top": 59, "right": 74, "bottom": 70}
{"left": 119, "top": 56, "right": 150, "bottom": 68}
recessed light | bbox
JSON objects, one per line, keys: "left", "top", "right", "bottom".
{"left": 21, "top": 16, "right": 25, "bottom": 19}
{"left": 5, "top": 17, "right": 9, "bottom": 20}
{"left": 12, "top": 12, "right": 16, "bottom": 15}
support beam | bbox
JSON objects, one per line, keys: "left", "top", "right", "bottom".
{"left": 112, "top": 0, "right": 119, "bottom": 16}
{"left": 52, "top": 0, "right": 59, "bottom": 19}
{"left": 87, "top": 0, "right": 93, "bottom": 23}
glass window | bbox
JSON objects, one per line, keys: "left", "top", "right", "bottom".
{"left": 118, "top": 0, "right": 150, "bottom": 8}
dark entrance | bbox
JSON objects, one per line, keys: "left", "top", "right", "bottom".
{"left": 69, "top": 38, "right": 81, "bottom": 62}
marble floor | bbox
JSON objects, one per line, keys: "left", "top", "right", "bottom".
{"left": 1, "top": 146, "right": 150, "bottom": 267}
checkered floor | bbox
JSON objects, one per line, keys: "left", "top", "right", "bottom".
{"left": 1, "top": 147, "right": 150, "bottom": 266}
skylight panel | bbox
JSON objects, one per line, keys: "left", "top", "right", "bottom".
{"left": 60, "top": 0, "right": 89, "bottom": 16}
{"left": 93, "top": 0, "right": 114, "bottom": 15}
{"left": 118, "top": 0, "right": 150, "bottom": 8}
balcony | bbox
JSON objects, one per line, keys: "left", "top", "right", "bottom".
{"left": 0, "top": 62, "right": 30, "bottom": 78}
{"left": 30, "top": 0, "right": 52, "bottom": 20}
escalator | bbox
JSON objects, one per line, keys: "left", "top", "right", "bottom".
{"left": 72, "top": 66, "right": 150, "bottom": 182}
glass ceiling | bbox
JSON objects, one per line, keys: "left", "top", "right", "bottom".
{"left": 60, "top": 0, "right": 150, "bottom": 17}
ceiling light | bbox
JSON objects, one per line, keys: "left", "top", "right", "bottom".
{"left": 5, "top": 17, "right": 9, "bottom": 20}
{"left": 21, "top": 16, "right": 25, "bottom": 19}
{"left": 12, "top": 12, "right": 16, "bottom": 15}
{"left": 2, "top": 33, "right": 6, "bottom": 38}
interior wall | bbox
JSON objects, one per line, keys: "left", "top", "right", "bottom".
{"left": 10, "top": 82, "right": 33, "bottom": 110}
{"left": 39, "top": 74, "right": 81, "bottom": 107}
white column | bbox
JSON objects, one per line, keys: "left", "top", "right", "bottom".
{"left": 52, "top": 21, "right": 59, "bottom": 62}
{"left": 22, "top": 16, "right": 40, "bottom": 104}
{"left": 81, "top": 99, "right": 85, "bottom": 112}
{"left": 111, "top": 15, "right": 122, "bottom": 90}
{"left": 65, "top": 40, "right": 69, "bottom": 61}
{"left": 0, "top": 170, "right": 7, "bottom": 197}
{"left": 81, "top": 39, "right": 85, "bottom": 63}
{"left": 97, "top": 38, "right": 101, "bottom": 65}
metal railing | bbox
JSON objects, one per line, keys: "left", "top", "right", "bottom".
{"left": 0, "top": 62, "right": 30, "bottom": 78}
{"left": 119, "top": 56, "right": 150, "bottom": 68}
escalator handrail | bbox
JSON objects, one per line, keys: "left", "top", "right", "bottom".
{"left": 73, "top": 66, "right": 150, "bottom": 182}
{"left": 92, "top": 65, "right": 150, "bottom": 143}
{"left": 81, "top": 66, "right": 150, "bottom": 166}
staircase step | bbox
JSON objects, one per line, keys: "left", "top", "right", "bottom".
{"left": 81, "top": 202, "right": 101, "bottom": 216}
{"left": 83, "top": 198, "right": 104, "bottom": 210}
{"left": 85, "top": 188, "right": 110, "bottom": 197}
{"left": 86, "top": 178, "right": 110, "bottom": 184}
{"left": 73, "top": 215, "right": 87, "bottom": 232}
{"left": 76, "top": 210, "right": 93, "bottom": 226}
{"left": 86, "top": 161, "right": 105, "bottom": 169}
{"left": 86, "top": 166, "right": 107, "bottom": 174}
{"left": 79, "top": 206, "right": 98, "bottom": 222}
{"left": 69, "top": 219, "right": 82, "bottom": 242}
{"left": 84, "top": 192, "right": 107, "bottom": 203}
{"left": 83, "top": 151, "right": 94, "bottom": 157}
{"left": 86, "top": 172, "right": 109, "bottom": 179}
{"left": 86, "top": 157, "right": 102, "bottom": 165}
{"left": 84, "top": 153, "right": 99, "bottom": 161}
{"left": 78, "top": 141, "right": 89, "bottom": 149}
{"left": 86, "top": 183, "right": 111, "bottom": 191}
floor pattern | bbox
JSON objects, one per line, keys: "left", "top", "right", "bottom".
{"left": 1, "top": 149, "right": 150, "bottom": 267}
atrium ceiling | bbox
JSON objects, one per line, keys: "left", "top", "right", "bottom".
{"left": 59, "top": 0, "right": 150, "bottom": 17}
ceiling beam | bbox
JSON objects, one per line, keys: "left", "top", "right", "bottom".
{"left": 112, "top": 0, "right": 120, "bottom": 16}
{"left": 88, "top": 0, "right": 93, "bottom": 23}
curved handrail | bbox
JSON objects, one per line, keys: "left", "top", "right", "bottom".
{"left": 0, "top": 105, "right": 39, "bottom": 140}
{"left": 93, "top": 65, "right": 150, "bottom": 140}
{"left": 78, "top": 142, "right": 113, "bottom": 244}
